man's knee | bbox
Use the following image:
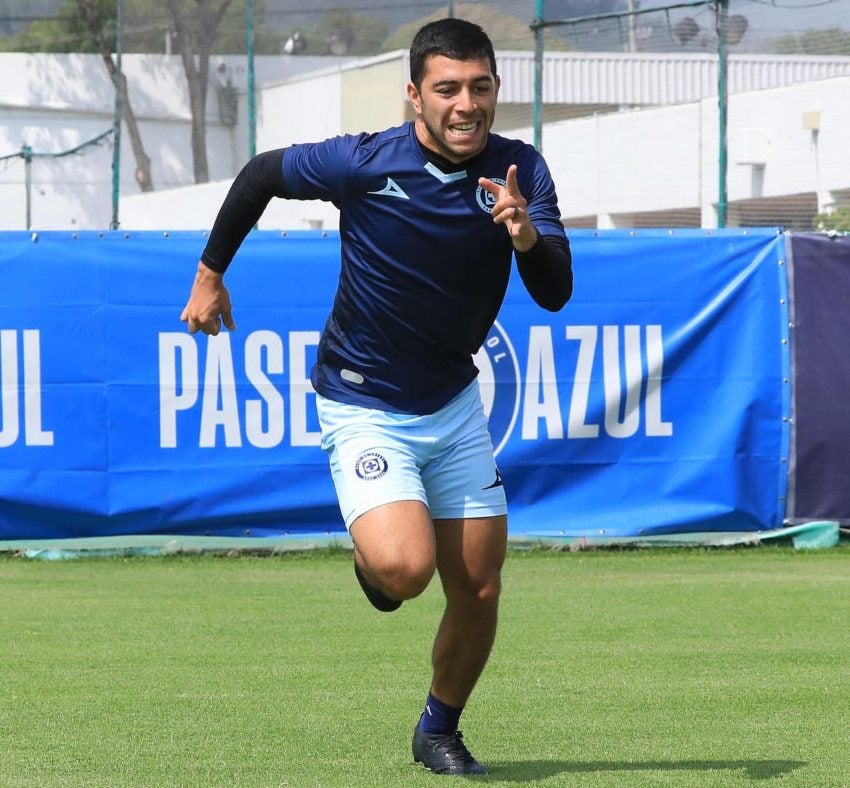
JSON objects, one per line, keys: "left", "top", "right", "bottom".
{"left": 381, "top": 556, "right": 435, "bottom": 599}
{"left": 478, "top": 569, "right": 502, "bottom": 603}
{"left": 368, "top": 552, "right": 435, "bottom": 600}
{"left": 444, "top": 566, "right": 502, "bottom": 609}
{"left": 350, "top": 500, "right": 436, "bottom": 600}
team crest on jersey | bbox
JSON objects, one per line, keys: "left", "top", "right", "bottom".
{"left": 354, "top": 451, "right": 389, "bottom": 481}
{"left": 473, "top": 320, "right": 520, "bottom": 457}
{"left": 475, "top": 177, "right": 507, "bottom": 214}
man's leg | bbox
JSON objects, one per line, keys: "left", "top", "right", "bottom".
{"left": 349, "top": 499, "right": 436, "bottom": 603}
{"left": 316, "top": 391, "right": 435, "bottom": 604}
{"left": 431, "top": 514, "right": 507, "bottom": 706}
{"left": 412, "top": 514, "right": 507, "bottom": 775}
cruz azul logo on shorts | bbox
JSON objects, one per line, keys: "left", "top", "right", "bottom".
{"left": 354, "top": 451, "right": 389, "bottom": 481}
{"left": 475, "top": 177, "right": 506, "bottom": 214}
{"left": 473, "top": 319, "right": 520, "bottom": 457}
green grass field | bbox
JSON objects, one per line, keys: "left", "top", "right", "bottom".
{"left": 2, "top": 546, "right": 848, "bottom": 787}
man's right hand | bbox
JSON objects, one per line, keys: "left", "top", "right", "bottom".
{"left": 180, "top": 261, "right": 236, "bottom": 335}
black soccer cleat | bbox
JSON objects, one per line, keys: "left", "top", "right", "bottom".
{"left": 412, "top": 724, "right": 487, "bottom": 776}
{"left": 354, "top": 561, "right": 402, "bottom": 612}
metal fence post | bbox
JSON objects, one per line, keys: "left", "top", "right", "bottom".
{"left": 716, "top": 0, "right": 729, "bottom": 227}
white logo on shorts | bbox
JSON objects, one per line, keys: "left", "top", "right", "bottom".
{"left": 354, "top": 451, "right": 389, "bottom": 480}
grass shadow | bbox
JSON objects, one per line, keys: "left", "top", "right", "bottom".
{"left": 486, "top": 759, "right": 807, "bottom": 782}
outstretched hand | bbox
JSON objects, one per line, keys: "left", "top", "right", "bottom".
{"left": 180, "top": 262, "right": 236, "bottom": 336}
{"left": 478, "top": 164, "right": 537, "bottom": 253}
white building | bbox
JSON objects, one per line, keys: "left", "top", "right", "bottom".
{"left": 1, "top": 49, "right": 849, "bottom": 231}
{"left": 0, "top": 52, "right": 353, "bottom": 230}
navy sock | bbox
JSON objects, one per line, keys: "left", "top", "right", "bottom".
{"left": 418, "top": 691, "right": 463, "bottom": 734}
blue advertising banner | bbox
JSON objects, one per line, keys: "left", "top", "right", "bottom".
{"left": 0, "top": 228, "right": 789, "bottom": 540}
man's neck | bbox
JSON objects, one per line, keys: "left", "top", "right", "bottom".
{"left": 414, "top": 135, "right": 483, "bottom": 174}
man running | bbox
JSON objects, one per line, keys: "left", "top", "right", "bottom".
{"left": 181, "top": 18, "right": 572, "bottom": 776}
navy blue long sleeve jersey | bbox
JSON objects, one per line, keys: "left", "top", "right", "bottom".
{"left": 202, "top": 121, "right": 572, "bottom": 415}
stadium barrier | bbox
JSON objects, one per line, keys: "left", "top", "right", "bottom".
{"left": 1, "top": 228, "right": 847, "bottom": 541}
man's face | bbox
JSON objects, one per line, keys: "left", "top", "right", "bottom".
{"left": 407, "top": 55, "right": 500, "bottom": 164}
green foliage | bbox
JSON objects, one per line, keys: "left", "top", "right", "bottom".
{"left": 123, "top": 0, "right": 275, "bottom": 55}
{"left": 813, "top": 206, "right": 850, "bottom": 232}
{"left": 0, "top": 0, "right": 279, "bottom": 55}
{"left": 383, "top": 2, "right": 569, "bottom": 52}
{"left": 0, "top": 0, "right": 115, "bottom": 52}
{"left": 298, "top": 9, "right": 389, "bottom": 56}
{"left": 774, "top": 26, "right": 850, "bottom": 55}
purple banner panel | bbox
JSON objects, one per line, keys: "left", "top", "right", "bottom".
{"left": 789, "top": 233, "right": 850, "bottom": 524}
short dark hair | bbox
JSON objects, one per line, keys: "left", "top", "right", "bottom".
{"left": 409, "top": 18, "right": 497, "bottom": 89}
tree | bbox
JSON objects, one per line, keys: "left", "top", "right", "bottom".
{"left": 813, "top": 207, "right": 850, "bottom": 233}
{"left": 383, "top": 2, "right": 570, "bottom": 52}
{"left": 297, "top": 9, "right": 388, "bottom": 56}
{"left": 77, "top": 0, "right": 153, "bottom": 192}
{"left": 151, "top": 0, "right": 283, "bottom": 182}
{"left": 2, "top": 0, "right": 276, "bottom": 185}
{"left": 774, "top": 27, "right": 850, "bottom": 56}
{"left": 0, "top": 0, "right": 154, "bottom": 192}
{"left": 127, "top": 0, "right": 277, "bottom": 183}
{"left": 163, "top": 0, "right": 235, "bottom": 184}
{"left": 0, "top": 0, "right": 101, "bottom": 52}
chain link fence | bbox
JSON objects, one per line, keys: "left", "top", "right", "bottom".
{"left": 1, "top": 0, "right": 849, "bottom": 230}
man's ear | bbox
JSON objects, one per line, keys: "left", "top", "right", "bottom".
{"left": 406, "top": 81, "right": 422, "bottom": 114}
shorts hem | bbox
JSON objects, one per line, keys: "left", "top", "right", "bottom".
{"left": 429, "top": 504, "right": 508, "bottom": 521}
{"left": 343, "top": 494, "right": 429, "bottom": 530}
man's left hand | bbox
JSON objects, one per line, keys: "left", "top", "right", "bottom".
{"left": 478, "top": 164, "right": 537, "bottom": 253}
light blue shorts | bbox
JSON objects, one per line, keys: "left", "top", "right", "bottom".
{"left": 316, "top": 380, "right": 507, "bottom": 529}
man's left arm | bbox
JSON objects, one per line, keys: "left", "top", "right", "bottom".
{"left": 514, "top": 233, "right": 572, "bottom": 312}
{"left": 478, "top": 163, "right": 573, "bottom": 312}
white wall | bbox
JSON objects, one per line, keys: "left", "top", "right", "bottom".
{"left": 258, "top": 68, "right": 344, "bottom": 151}
{"left": 124, "top": 73, "right": 850, "bottom": 233}
{"left": 536, "top": 103, "right": 702, "bottom": 225}
{"left": 0, "top": 53, "right": 352, "bottom": 231}
{"left": 120, "top": 177, "right": 342, "bottom": 232}
{"left": 534, "top": 74, "right": 850, "bottom": 228}
{"left": 724, "top": 76, "right": 848, "bottom": 210}
{"left": 0, "top": 108, "right": 239, "bottom": 230}
{"left": 122, "top": 65, "right": 348, "bottom": 232}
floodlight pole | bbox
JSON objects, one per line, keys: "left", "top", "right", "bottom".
{"left": 23, "top": 145, "right": 33, "bottom": 230}
{"left": 626, "top": 0, "right": 638, "bottom": 52}
{"left": 110, "top": 0, "right": 124, "bottom": 230}
{"left": 532, "top": 0, "right": 544, "bottom": 151}
{"left": 246, "top": 0, "right": 257, "bottom": 160}
{"left": 716, "top": 0, "right": 729, "bottom": 227}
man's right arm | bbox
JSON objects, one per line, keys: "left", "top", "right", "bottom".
{"left": 200, "top": 148, "right": 288, "bottom": 273}
{"left": 180, "top": 149, "right": 286, "bottom": 336}
{"left": 180, "top": 149, "right": 287, "bottom": 334}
